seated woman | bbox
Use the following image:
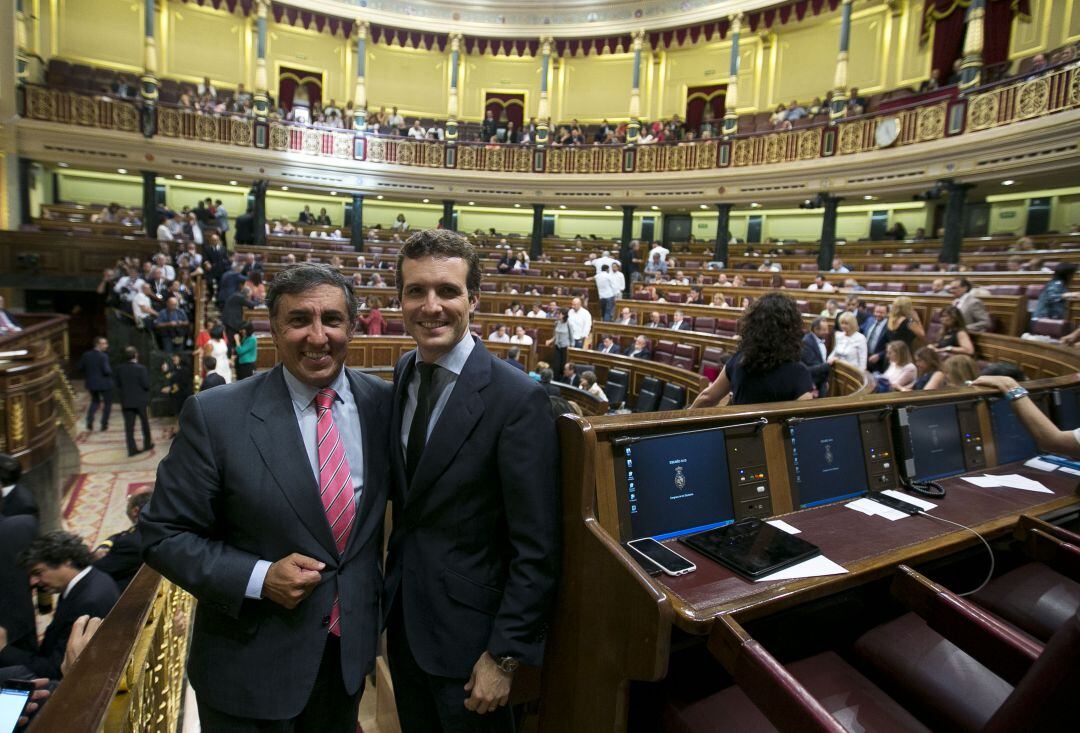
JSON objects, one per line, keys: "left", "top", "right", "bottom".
{"left": 357, "top": 296, "right": 386, "bottom": 335}
{"left": 943, "top": 354, "right": 979, "bottom": 386}
{"left": 578, "top": 371, "right": 608, "bottom": 403}
{"left": 934, "top": 306, "right": 975, "bottom": 357}
{"left": 512, "top": 249, "right": 531, "bottom": 271}
{"left": 884, "top": 296, "right": 925, "bottom": 350}
{"left": 691, "top": 292, "right": 814, "bottom": 407}
{"left": 828, "top": 312, "right": 868, "bottom": 370}
{"left": 905, "top": 346, "right": 946, "bottom": 391}
{"left": 882, "top": 341, "right": 917, "bottom": 390}
{"left": 1033, "top": 263, "right": 1077, "bottom": 320}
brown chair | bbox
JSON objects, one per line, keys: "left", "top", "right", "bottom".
{"left": 1029, "top": 319, "right": 1070, "bottom": 339}
{"left": 654, "top": 340, "right": 677, "bottom": 365}
{"left": 693, "top": 317, "right": 717, "bottom": 333}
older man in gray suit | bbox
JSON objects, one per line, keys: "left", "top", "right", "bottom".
{"left": 141, "top": 263, "right": 392, "bottom": 732}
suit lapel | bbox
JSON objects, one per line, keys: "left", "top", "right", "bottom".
{"left": 249, "top": 366, "right": 338, "bottom": 558}
{"left": 406, "top": 341, "right": 490, "bottom": 506}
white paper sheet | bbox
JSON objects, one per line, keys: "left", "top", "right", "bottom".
{"left": 1060, "top": 466, "right": 1080, "bottom": 476}
{"left": 1024, "top": 457, "right": 1059, "bottom": 472}
{"left": 961, "top": 474, "right": 1054, "bottom": 493}
{"left": 766, "top": 519, "right": 801, "bottom": 535}
{"left": 881, "top": 490, "right": 937, "bottom": 512}
{"left": 846, "top": 497, "right": 908, "bottom": 521}
{"left": 755, "top": 554, "right": 848, "bottom": 582}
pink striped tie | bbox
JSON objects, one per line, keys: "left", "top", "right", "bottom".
{"left": 315, "top": 388, "right": 355, "bottom": 636}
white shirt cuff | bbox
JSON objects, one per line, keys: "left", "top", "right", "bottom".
{"left": 245, "top": 559, "right": 272, "bottom": 599}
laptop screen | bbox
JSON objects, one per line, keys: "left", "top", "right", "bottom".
{"left": 788, "top": 414, "right": 868, "bottom": 508}
{"left": 906, "top": 403, "right": 966, "bottom": 481}
{"left": 990, "top": 398, "right": 1040, "bottom": 465}
{"left": 615, "top": 428, "right": 735, "bottom": 541}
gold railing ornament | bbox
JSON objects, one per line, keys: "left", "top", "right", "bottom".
{"left": 52, "top": 365, "right": 78, "bottom": 438}
{"left": 269, "top": 123, "right": 289, "bottom": 151}
{"left": 967, "top": 92, "right": 1001, "bottom": 131}
{"left": 157, "top": 107, "right": 181, "bottom": 137}
{"left": 916, "top": 102, "right": 946, "bottom": 141}
{"left": 1016, "top": 77, "right": 1051, "bottom": 120}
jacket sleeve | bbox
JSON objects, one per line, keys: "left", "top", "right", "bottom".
{"left": 487, "top": 384, "right": 560, "bottom": 666}
{"left": 139, "top": 396, "right": 259, "bottom": 618}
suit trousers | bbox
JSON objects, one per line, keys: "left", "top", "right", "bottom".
{"left": 122, "top": 407, "right": 152, "bottom": 455}
{"left": 387, "top": 599, "right": 515, "bottom": 733}
{"left": 197, "top": 635, "right": 362, "bottom": 733}
{"left": 86, "top": 390, "right": 112, "bottom": 429}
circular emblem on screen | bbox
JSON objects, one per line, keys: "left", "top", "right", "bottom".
{"left": 825, "top": 444, "right": 834, "bottom": 465}
{"left": 674, "top": 466, "right": 687, "bottom": 490}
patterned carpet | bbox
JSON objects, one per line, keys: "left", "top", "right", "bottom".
{"left": 63, "top": 385, "right": 175, "bottom": 546}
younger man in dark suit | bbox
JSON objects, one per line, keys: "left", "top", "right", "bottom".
{"left": 93, "top": 492, "right": 152, "bottom": 591}
{"left": 200, "top": 356, "right": 227, "bottom": 391}
{"left": 115, "top": 347, "right": 153, "bottom": 457}
{"left": 386, "top": 230, "right": 559, "bottom": 732}
{"left": 77, "top": 337, "right": 113, "bottom": 432}
{"left": 0, "top": 453, "right": 38, "bottom": 519}
{"left": 0, "top": 531, "right": 119, "bottom": 678}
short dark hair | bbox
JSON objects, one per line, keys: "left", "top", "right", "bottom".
{"left": 124, "top": 346, "right": 138, "bottom": 361}
{"left": 507, "top": 346, "right": 520, "bottom": 360}
{"left": 539, "top": 368, "right": 554, "bottom": 383}
{"left": 203, "top": 355, "right": 217, "bottom": 370}
{"left": 396, "top": 230, "right": 482, "bottom": 299}
{"left": 127, "top": 491, "right": 153, "bottom": 514}
{"left": 955, "top": 278, "right": 973, "bottom": 292}
{"left": 266, "top": 263, "right": 357, "bottom": 329}
{"left": 810, "top": 317, "right": 826, "bottom": 330}
{"left": 0, "top": 453, "right": 21, "bottom": 486}
{"left": 1052, "top": 263, "right": 1077, "bottom": 283}
{"left": 18, "top": 531, "right": 94, "bottom": 571}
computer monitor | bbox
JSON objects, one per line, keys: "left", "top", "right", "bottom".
{"left": 614, "top": 428, "right": 735, "bottom": 541}
{"left": 788, "top": 415, "right": 868, "bottom": 508}
{"left": 1053, "top": 388, "right": 1080, "bottom": 431}
{"left": 902, "top": 403, "right": 967, "bottom": 481}
{"left": 989, "top": 398, "right": 1040, "bottom": 465}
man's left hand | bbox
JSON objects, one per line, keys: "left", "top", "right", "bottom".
{"left": 463, "top": 652, "right": 512, "bottom": 715}
{"left": 0, "top": 624, "right": 8, "bottom": 653}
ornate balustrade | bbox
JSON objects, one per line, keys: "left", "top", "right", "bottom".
{"left": 18, "top": 61, "right": 1079, "bottom": 175}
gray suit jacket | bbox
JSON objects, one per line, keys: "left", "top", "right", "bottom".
{"left": 141, "top": 365, "right": 392, "bottom": 719}
{"left": 958, "top": 292, "right": 992, "bottom": 332}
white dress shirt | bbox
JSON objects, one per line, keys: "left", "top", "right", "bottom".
{"left": 567, "top": 307, "right": 592, "bottom": 341}
{"left": 245, "top": 366, "right": 366, "bottom": 599}
{"left": 829, "top": 331, "right": 868, "bottom": 370}
{"left": 63, "top": 566, "right": 93, "bottom": 599}
{"left": 595, "top": 271, "right": 619, "bottom": 300}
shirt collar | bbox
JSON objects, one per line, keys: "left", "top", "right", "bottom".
{"left": 64, "top": 566, "right": 93, "bottom": 599}
{"left": 282, "top": 364, "right": 350, "bottom": 411}
{"left": 414, "top": 330, "right": 475, "bottom": 377}
{"left": 1, "top": 484, "right": 14, "bottom": 498}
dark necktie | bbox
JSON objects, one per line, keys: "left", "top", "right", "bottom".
{"left": 406, "top": 363, "right": 438, "bottom": 485}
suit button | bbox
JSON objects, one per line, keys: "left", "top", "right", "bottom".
{"left": 321, "top": 615, "right": 331, "bottom": 626}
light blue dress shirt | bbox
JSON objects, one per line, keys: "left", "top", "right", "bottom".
{"left": 244, "top": 366, "right": 366, "bottom": 599}
{"left": 400, "top": 332, "right": 476, "bottom": 457}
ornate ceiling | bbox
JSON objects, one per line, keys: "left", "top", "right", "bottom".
{"left": 286, "top": 0, "right": 798, "bottom": 36}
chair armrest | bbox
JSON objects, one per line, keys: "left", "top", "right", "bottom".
{"left": 1024, "top": 529, "right": 1080, "bottom": 582}
{"left": 890, "top": 565, "right": 1041, "bottom": 686}
{"left": 1015, "top": 515, "right": 1080, "bottom": 545}
{"left": 708, "top": 615, "right": 847, "bottom": 733}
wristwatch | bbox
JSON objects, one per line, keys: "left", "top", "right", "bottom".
{"left": 1004, "top": 386, "right": 1030, "bottom": 402}
{"left": 495, "top": 655, "right": 519, "bottom": 675}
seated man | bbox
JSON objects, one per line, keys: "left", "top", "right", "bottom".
{"left": 1, "top": 453, "right": 38, "bottom": 519}
{"left": 93, "top": 492, "right": 152, "bottom": 592}
{"left": 597, "top": 336, "right": 622, "bottom": 355}
{"left": 626, "top": 335, "right": 651, "bottom": 360}
{"left": 0, "top": 531, "right": 119, "bottom": 678}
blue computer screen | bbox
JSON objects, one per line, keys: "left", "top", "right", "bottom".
{"left": 789, "top": 415, "right": 868, "bottom": 508}
{"left": 1053, "top": 388, "right": 1080, "bottom": 431}
{"left": 990, "top": 398, "right": 1040, "bottom": 465}
{"left": 620, "top": 428, "right": 734, "bottom": 540}
{"left": 907, "top": 403, "right": 966, "bottom": 480}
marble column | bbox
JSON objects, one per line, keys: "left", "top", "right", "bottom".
{"left": 142, "top": 171, "right": 159, "bottom": 239}
{"left": 446, "top": 34, "right": 461, "bottom": 141}
{"left": 817, "top": 195, "right": 843, "bottom": 271}
{"left": 958, "top": 0, "right": 985, "bottom": 93}
{"left": 253, "top": 0, "right": 270, "bottom": 118}
{"left": 627, "top": 30, "right": 645, "bottom": 144}
{"left": 829, "top": 0, "right": 853, "bottom": 122}
{"left": 940, "top": 181, "right": 974, "bottom": 264}
{"left": 535, "top": 37, "right": 552, "bottom": 146}
{"left": 722, "top": 14, "right": 742, "bottom": 136}
{"left": 714, "top": 203, "right": 733, "bottom": 265}
{"left": 353, "top": 21, "right": 369, "bottom": 129}
{"left": 620, "top": 205, "right": 635, "bottom": 293}
{"left": 350, "top": 194, "right": 364, "bottom": 252}
{"left": 531, "top": 204, "right": 544, "bottom": 259}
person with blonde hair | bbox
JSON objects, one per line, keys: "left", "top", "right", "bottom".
{"left": 884, "top": 296, "right": 925, "bottom": 350}
{"left": 883, "top": 341, "right": 917, "bottom": 390}
{"left": 944, "top": 354, "right": 979, "bottom": 386}
{"left": 828, "top": 311, "right": 868, "bottom": 370}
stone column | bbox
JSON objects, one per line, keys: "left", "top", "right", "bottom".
{"left": 139, "top": 0, "right": 159, "bottom": 136}
{"left": 627, "top": 30, "right": 645, "bottom": 144}
{"left": 958, "top": 0, "right": 985, "bottom": 93}
{"left": 0, "top": 3, "right": 18, "bottom": 227}
{"left": 445, "top": 33, "right": 462, "bottom": 141}
{"left": 530, "top": 204, "right": 544, "bottom": 259}
{"left": 253, "top": 0, "right": 270, "bottom": 118}
{"left": 816, "top": 194, "right": 843, "bottom": 271}
{"left": 722, "top": 14, "right": 742, "bottom": 136}
{"left": 442, "top": 200, "right": 455, "bottom": 232}
{"left": 535, "top": 37, "right": 553, "bottom": 146}
{"left": 142, "top": 171, "right": 159, "bottom": 238}
{"left": 353, "top": 21, "right": 369, "bottom": 129}
{"left": 620, "top": 205, "right": 636, "bottom": 293}
{"left": 940, "top": 181, "right": 974, "bottom": 264}
{"left": 252, "top": 180, "right": 267, "bottom": 246}
{"left": 350, "top": 194, "right": 364, "bottom": 252}
{"left": 829, "top": 0, "right": 853, "bottom": 122}
{"left": 714, "top": 203, "right": 733, "bottom": 265}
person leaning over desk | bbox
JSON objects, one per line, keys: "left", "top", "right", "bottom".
{"left": 974, "top": 375, "right": 1080, "bottom": 458}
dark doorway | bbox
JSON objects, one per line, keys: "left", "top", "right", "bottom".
{"left": 964, "top": 203, "right": 989, "bottom": 237}
{"left": 1025, "top": 197, "right": 1051, "bottom": 235}
{"left": 747, "top": 215, "right": 763, "bottom": 244}
{"left": 869, "top": 210, "right": 889, "bottom": 241}
{"left": 663, "top": 215, "right": 691, "bottom": 246}
{"left": 25, "top": 289, "right": 104, "bottom": 367}
{"left": 640, "top": 217, "right": 656, "bottom": 242}
{"left": 542, "top": 214, "right": 555, "bottom": 237}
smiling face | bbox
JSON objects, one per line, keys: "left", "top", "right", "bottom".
{"left": 400, "top": 256, "right": 477, "bottom": 363}
{"left": 270, "top": 284, "right": 353, "bottom": 388}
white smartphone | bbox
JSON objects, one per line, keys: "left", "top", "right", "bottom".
{"left": 0, "top": 680, "right": 34, "bottom": 733}
{"left": 627, "top": 537, "right": 697, "bottom": 576}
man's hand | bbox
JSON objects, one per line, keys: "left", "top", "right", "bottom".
{"left": 0, "top": 624, "right": 8, "bottom": 653}
{"left": 17, "top": 679, "right": 50, "bottom": 728}
{"left": 262, "top": 553, "right": 325, "bottom": 609}
{"left": 463, "top": 652, "right": 512, "bottom": 715}
{"left": 62, "top": 615, "right": 102, "bottom": 676}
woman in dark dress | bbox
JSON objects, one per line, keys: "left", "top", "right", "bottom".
{"left": 934, "top": 306, "right": 975, "bottom": 357}
{"left": 691, "top": 292, "right": 814, "bottom": 407}
{"left": 906, "top": 346, "right": 946, "bottom": 391}
{"left": 884, "top": 295, "right": 925, "bottom": 350}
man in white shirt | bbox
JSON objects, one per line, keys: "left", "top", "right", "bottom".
{"left": 488, "top": 325, "right": 510, "bottom": 343}
{"left": 806, "top": 275, "right": 835, "bottom": 292}
{"left": 647, "top": 242, "right": 670, "bottom": 263}
{"left": 567, "top": 297, "right": 592, "bottom": 348}
{"left": 830, "top": 257, "right": 850, "bottom": 274}
{"left": 610, "top": 262, "right": 626, "bottom": 299}
{"left": 408, "top": 120, "right": 426, "bottom": 140}
{"left": 0, "top": 296, "right": 21, "bottom": 335}
{"left": 670, "top": 310, "right": 692, "bottom": 331}
{"left": 509, "top": 326, "right": 533, "bottom": 346}
{"left": 615, "top": 306, "right": 635, "bottom": 325}
{"left": 153, "top": 253, "right": 176, "bottom": 281}
{"left": 156, "top": 219, "right": 174, "bottom": 242}
{"left": 595, "top": 265, "right": 619, "bottom": 322}
{"left": 592, "top": 250, "right": 616, "bottom": 273}
{"left": 388, "top": 106, "right": 405, "bottom": 134}
{"left": 527, "top": 304, "right": 547, "bottom": 318}
{"left": 131, "top": 283, "right": 157, "bottom": 328}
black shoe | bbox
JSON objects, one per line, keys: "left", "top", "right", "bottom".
{"left": 100, "top": 424, "right": 109, "bottom": 432}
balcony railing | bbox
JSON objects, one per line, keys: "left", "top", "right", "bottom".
{"left": 18, "top": 61, "right": 1079, "bottom": 176}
